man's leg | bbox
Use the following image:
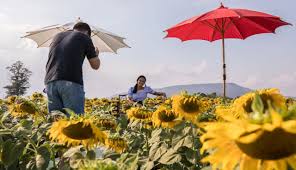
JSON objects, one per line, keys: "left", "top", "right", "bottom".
{"left": 46, "top": 81, "right": 64, "bottom": 113}
{"left": 57, "top": 80, "right": 85, "bottom": 115}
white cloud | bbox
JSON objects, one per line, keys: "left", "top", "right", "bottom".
{"left": 241, "top": 75, "right": 260, "bottom": 88}
{"left": 146, "top": 60, "right": 208, "bottom": 86}
{"left": 270, "top": 72, "right": 296, "bottom": 87}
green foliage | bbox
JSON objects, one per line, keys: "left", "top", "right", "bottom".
{"left": 3, "top": 61, "right": 32, "bottom": 97}
{"left": 0, "top": 93, "right": 225, "bottom": 169}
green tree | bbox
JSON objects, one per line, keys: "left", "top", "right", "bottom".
{"left": 3, "top": 61, "right": 32, "bottom": 97}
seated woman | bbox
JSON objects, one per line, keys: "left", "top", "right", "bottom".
{"left": 127, "top": 75, "right": 166, "bottom": 104}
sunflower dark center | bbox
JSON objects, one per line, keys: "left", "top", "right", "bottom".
{"left": 19, "top": 103, "right": 36, "bottom": 114}
{"left": 158, "top": 111, "right": 177, "bottom": 122}
{"left": 244, "top": 94, "right": 273, "bottom": 113}
{"left": 62, "top": 122, "right": 94, "bottom": 140}
{"left": 181, "top": 100, "right": 200, "bottom": 114}
{"left": 134, "top": 112, "right": 150, "bottom": 119}
{"left": 236, "top": 128, "right": 296, "bottom": 160}
{"left": 98, "top": 119, "right": 116, "bottom": 129}
{"left": 111, "top": 138, "right": 126, "bottom": 147}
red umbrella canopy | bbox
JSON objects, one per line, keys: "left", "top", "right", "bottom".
{"left": 165, "top": 3, "right": 291, "bottom": 42}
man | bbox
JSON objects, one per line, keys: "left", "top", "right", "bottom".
{"left": 45, "top": 22, "right": 100, "bottom": 114}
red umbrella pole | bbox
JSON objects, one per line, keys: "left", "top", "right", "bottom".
{"left": 222, "top": 34, "right": 226, "bottom": 98}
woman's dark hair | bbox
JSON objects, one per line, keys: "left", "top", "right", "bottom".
{"left": 73, "top": 22, "right": 92, "bottom": 37}
{"left": 132, "top": 75, "right": 146, "bottom": 93}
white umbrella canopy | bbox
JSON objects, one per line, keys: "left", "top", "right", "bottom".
{"left": 23, "top": 18, "right": 130, "bottom": 53}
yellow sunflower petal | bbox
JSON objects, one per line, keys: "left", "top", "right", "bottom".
{"left": 240, "top": 155, "right": 260, "bottom": 170}
{"left": 261, "top": 160, "right": 287, "bottom": 170}
{"left": 236, "top": 129, "right": 263, "bottom": 144}
{"left": 282, "top": 120, "right": 296, "bottom": 134}
{"left": 270, "top": 109, "right": 283, "bottom": 127}
{"left": 222, "top": 147, "right": 241, "bottom": 170}
{"left": 287, "top": 155, "right": 296, "bottom": 169}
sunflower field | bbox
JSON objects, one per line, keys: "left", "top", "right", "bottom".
{"left": 0, "top": 89, "right": 296, "bottom": 170}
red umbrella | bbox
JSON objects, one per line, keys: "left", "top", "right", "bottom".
{"left": 165, "top": 3, "right": 291, "bottom": 97}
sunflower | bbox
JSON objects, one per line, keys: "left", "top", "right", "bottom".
{"left": 5, "top": 95, "right": 17, "bottom": 105}
{"left": 105, "top": 136, "right": 128, "bottom": 153}
{"left": 144, "top": 96, "right": 165, "bottom": 107}
{"left": 216, "top": 88, "right": 286, "bottom": 120}
{"left": 8, "top": 100, "right": 39, "bottom": 118}
{"left": 94, "top": 116, "right": 117, "bottom": 130}
{"left": 152, "top": 106, "right": 181, "bottom": 128}
{"left": 79, "top": 159, "right": 118, "bottom": 170}
{"left": 30, "top": 92, "right": 45, "bottom": 102}
{"left": 286, "top": 98, "right": 296, "bottom": 108}
{"left": 172, "top": 94, "right": 206, "bottom": 123}
{"left": 164, "top": 98, "right": 172, "bottom": 105}
{"left": 48, "top": 117, "right": 107, "bottom": 149}
{"left": 126, "top": 107, "right": 152, "bottom": 122}
{"left": 200, "top": 106, "right": 296, "bottom": 170}
{"left": 84, "top": 99, "right": 93, "bottom": 113}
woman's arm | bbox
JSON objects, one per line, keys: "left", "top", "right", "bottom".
{"left": 147, "top": 86, "right": 166, "bottom": 97}
{"left": 127, "top": 87, "right": 135, "bottom": 102}
{"left": 152, "top": 91, "right": 167, "bottom": 97}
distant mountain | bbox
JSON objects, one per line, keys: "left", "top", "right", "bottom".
{"left": 114, "top": 83, "right": 252, "bottom": 99}
{"left": 155, "top": 83, "right": 252, "bottom": 98}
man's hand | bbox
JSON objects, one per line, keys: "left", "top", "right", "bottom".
{"left": 88, "top": 57, "right": 100, "bottom": 70}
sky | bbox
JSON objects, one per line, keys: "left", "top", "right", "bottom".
{"left": 0, "top": 0, "right": 295, "bottom": 98}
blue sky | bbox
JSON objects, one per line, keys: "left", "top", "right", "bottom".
{"left": 0, "top": 0, "right": 295, "bottom": 98}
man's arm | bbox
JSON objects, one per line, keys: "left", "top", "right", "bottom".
{"left": 88, "top": 47, "right": 100, "bottom": 70}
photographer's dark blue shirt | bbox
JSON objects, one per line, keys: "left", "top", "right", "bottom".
{"left": 45, "top": 30, "right": 96, "bottom": 86}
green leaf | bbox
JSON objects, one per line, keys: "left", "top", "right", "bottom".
{"left": 0, "top": 129, "right": 12, "bottom": 135}
{"left": 0, "top": 140, "right": 25, "bottom": 167}
{"left": 173, "top": 136, "right": 193, "bottom": 151}
{"left": 35, "top": 154, "right": 46, "bottom": 170}
{"left": 158, "top": 149, "right": 182, "bottom": 165}
{"left": 149, "top": 142, "right": 168, "bottom": 162}
{"left": 117, "top": 154, "right": 138, "bottom": 170}
{"left": 117, "top": 114, "right": 128, "bottom": 129}
{"left": 251, "top": 94, "right": 264, "bottom": 113}
{"left": 141, "top": 161, "right": 154, "bottom": 170}
{"left": 151, "top": 129, "right": 163, "bottom": 138}
{"left": 26, "top": 160, "right": 37, "bottom": 170}
{"left": 125, "top": 154, "right": 138, "bottom": 170}
{"left": 103, "top": 150, "right": 121, "bottom": 160}
{"left": 183, "top": 126, "right": 193, "bottom": 135}
{"left": 1, "top": 111, "right": 10, "bottom": 122}
{"left": 117, "top": 153, "right": 129, "bottom": 163}
{"left": 20, "top": 119, "right": 33, "bottom": 130}
{"left": 63, "top": 145, "right": 83, "bottom": 158}
{"left": 184, "top": 147, "right": 196, "bottom": 164}
{"left": 36, "top": 146, "right": 50, "bottom": 170}
{"left": 69, "top": 152, "right": 84, "bottom": 169}
{"left": 86, "top": 150, "right": 96, "bottom": 160}
{"left": 173, "top": 121, "right": 186, "bottom": 131}
{"left": 149, "top": 129, "right": 166, "bottom": 145}
{"left": 63, "top": 108, "right": 77, "bottom": 117}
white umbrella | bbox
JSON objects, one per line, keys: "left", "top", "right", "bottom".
{"left": 23, "top": 18, "right": 130, "bottom": 53}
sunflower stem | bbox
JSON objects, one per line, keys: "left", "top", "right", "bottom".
{"left": 145, "top": 129, "right": 149, "bottom": 151}
{"left": 190, "top": 123, "right": 198, "bottom": 169}
{"left": 0, "top": 116, "right": 10, "bottom": 130}
{"left": 169, "top": 130, "right": 173, "bottom": 147}
{"left": 25, "top": 147, "right": 37, "bottom": 154}
{"left": 24, "top": 136, "right": 38, "bottom": 154}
